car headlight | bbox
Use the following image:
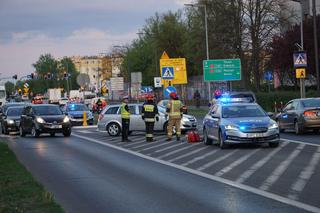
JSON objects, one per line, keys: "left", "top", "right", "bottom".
{"left": 225, "top": 125, "right": 238, "bottom": 130}
{"left": 7, "top": 119, "right": 15, "bottom": 124}
{"left": 63, "top": 116, "right": 70, "bottom": 123}
{"left": 268, "top": 123, "right": 278, "bottom": 130}
{"left": 36, "top": 117, "right": 45, "bottom": 124}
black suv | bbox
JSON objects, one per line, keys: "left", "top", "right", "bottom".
{"left": 20, "top": 104, "right": 72, "bottom": 137}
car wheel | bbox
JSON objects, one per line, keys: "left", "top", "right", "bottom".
{"left": 219, "top": 130, "right": 227, "bottom": 149}
{"left": 63, "top": 129, "right": 71, "bottom": 137}
{"left": 269, "top": 142, "right": 279, "bottom": 148}
{"left": 31, "top": 126, "right": 40, "bottom": 138}
{"left": 294, "top": 121, "right": 303, "bottom": 135}
{"left": 277, "top": 120, "right": 284, "bottom": 133}
{"left": 203, "top": 128, "right": 212, "bottom": 145}
{"left": 19, "top": 126, "right": 26, "bottom": 137}
{"left": 107, "top": 123, "right": 121, "bottom": 136}
{"left": 50, "top": 133, "right": 55, "bottom": 137}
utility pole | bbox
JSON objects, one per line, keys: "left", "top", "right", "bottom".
{"left": 185, "top": 3, "right": 211, "bottom": 102}
{"left": 312, "top": 0, "right": 320, "bottom": 96}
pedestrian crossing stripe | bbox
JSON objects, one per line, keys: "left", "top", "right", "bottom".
{"left": 162, "top": 67, "right": 174, "bottom": 79}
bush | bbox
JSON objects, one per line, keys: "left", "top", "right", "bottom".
{"left": 256, "top": 90, "right": 319, "bottom": 112}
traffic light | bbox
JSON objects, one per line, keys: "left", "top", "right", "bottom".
{"left": 63, "top": 72, "right": 67, "bottom": 79}
{"left": 12, "top": 74, "right": 17, "bottom": 79}
{"left": 18, "top": 88, "right": 22, "bottom": 95}
{"left": 30, "top": 73, "right": 34, "bottom": 79}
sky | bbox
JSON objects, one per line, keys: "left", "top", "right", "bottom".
{"left": 0, "top": 0, "right": 192, "bottom": 78}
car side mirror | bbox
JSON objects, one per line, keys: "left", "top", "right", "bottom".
{"left": 267, "top": 112, "right": 274, "bottom": 118}
{"left": 211, "top": 113, "right": 220, "bottom": 119}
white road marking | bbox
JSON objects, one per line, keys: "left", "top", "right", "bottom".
{"left": 215, "top": 149, "right": 260, "bottom": 177}
{"left": 158, "top": 144, "right": 200, "bottom": 160}
{"left": 281, "top": 138, "right": 320, "bottom": 147}
{"left": 72, "top": 133, "right": 320, "bottom": 213}
{"left": 130, "top": 142, "right": 160, "bottom": 150}
{"left": 168, "top": 146, "right": 208, "bottom": 163}
{"left": 154, "top": 143, "right": 184, "bottom": 153}
{"left": 288, "top": 147, "right": 320, "bottom": 200}
{"left": 236, "top": 142, "right": 289, "bottom": 183}
{"left": 76, "top": 130, "right": 94, "bottom": 134}
{"left": 73, "top": 125, "right": 98, "bottom": 129}
{"left": 197, "top": 150, "right": 238, "bottom": 171}
{"left": 137, "top": 142, "right": 172, "bottom": 152}
{"left": 259, "top": 143, "right": 305, "bottom": 191}
{"left": 182, "top": 149, "right": 219, "bottom": 167}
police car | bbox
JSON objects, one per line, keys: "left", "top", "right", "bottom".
{"left": 203, "top": 97, "right": 280, "bottom": 149}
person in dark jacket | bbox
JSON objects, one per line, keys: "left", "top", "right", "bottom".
{"left": 142, "top": 94, "right": 159, "bottom": 142}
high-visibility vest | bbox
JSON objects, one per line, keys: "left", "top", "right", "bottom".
{"left": 121, "top": 103, "right": 130, "bottom": 119}
{"left": 168, "top": 100, "right": 182, "bottom": 118}
{"left": 142, "top": 103, "right": 158, "bottom": 122}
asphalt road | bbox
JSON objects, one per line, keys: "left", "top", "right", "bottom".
{"left": 2, "top": 127, "right": 320, "bottom": 213}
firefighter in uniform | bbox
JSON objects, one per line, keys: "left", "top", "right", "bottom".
{"left": 141, "top": 94, "right": 159, "bottom": 142}
{"left": 166, "top": 92, "right": 184, "bottom": 141}
{"left": 121, "top": 96, "right": 131, "bottom": 142}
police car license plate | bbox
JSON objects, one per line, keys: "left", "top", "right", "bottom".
{"left": 51, "top": 125, "right": 62, "bottom": 129}
{"left": 246, "top": 133, "right": 264, "bottom": 138}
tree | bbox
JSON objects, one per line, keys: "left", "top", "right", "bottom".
{"left": 5, "top": 81, "right": 15, "bottom": 96}
{"left": 268, "top": 16, "right": 320, "bottom": 88}
{"left": 33, "top": 54, "right": 58, "bottom": 78}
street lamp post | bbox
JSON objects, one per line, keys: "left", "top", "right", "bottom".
{"left": 185, "top": 3, "right": 211, "bottom": 101}
{"left": 312, "top": 0, "right": 320, "bottom": 96}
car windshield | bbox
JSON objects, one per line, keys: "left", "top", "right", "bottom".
{"left": 6, "top": 107, "right": 24, "bottom": 116}
{"left": 34, "top": 105, "right": 62, "bottom": 116}
{"left": 67, "top": 104, "right": 88, "bottom": 111}
{"left": 301, "top": 99, "right": 320, "bottom": 108}
{"left": 222, "top": 105, "right": 266, "bottom": 118}
{"left": 3, "top": 104, "right": 24, "bottom": 113}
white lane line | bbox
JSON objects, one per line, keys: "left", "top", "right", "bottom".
{"left": 182, "top": 149, "right": 219, "bottom": 167}
{"left": 281, "top": 138, "right": 320, "bottom": 147}
{"left": 77, "top": 130, "right": 94, "bottom": 134}
{"left": 168, "top": 146, "right": 208, "bottom": 163}
{"left": 154, "top": 143, "right": 184, "bottom": 153}
{"left": 73, "top": 125, "right": 98, "bottom": 129}
{"left": 130, "top": 142, "right": 160, "bottom": 150}
{"left": 72, "top": 133, "right": 320, "bottom": 213}
{"left": 288, "top": 147, "right": 320, "bottom": 200}
{"left": 215, "top": 149, "right": 260, "bottom": 177}
{"left": 236, "top": 142, "right": 289, "bottom": 184}
{"left": 158, "top": 144, "right": 200, "bottom": 160}
{"left": 259, "top": 143, "right": 305, "bottom": 191}
{"left": 137, "top": 142, "right": 172, "bottom": 152}
{"left": 197, "top": 150, "right": 238, "bottom": 171}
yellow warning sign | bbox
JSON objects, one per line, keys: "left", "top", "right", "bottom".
{"left": 161, "top": 51, "right": 170, "bottom": 59}
{"left": 296, "top": 68, "right": 306, "bottom": 78}
{"left": 160, "top": 58, "right": 187, "bottom": 85}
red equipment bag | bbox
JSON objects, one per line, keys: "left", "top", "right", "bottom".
{"left": 186, "top": 130, "right": 201, "bottom": 143}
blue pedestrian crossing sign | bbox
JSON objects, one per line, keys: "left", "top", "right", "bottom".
{"left": 293, "top": 52, "right": 307, "bottom": 67}
{"left": 164, "top": 86, "right": 177, "bottom": 98}
{"left": 162, "top": 67, "right": 174, "bottom": 79}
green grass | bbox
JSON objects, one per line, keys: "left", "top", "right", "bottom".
{"left": 0, "top": 142, "right": 64, "bottom": 213}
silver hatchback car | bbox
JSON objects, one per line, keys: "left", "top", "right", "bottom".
{"left": 97, "top": 103, "right": 197, "bottom": 136}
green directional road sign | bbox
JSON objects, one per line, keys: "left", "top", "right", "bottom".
{"left": 203, "top": 59, "right": 241, "bottom": 81}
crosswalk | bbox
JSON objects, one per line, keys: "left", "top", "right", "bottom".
{"left": 73, "top": 128, "right": 320, "bottom": 212}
